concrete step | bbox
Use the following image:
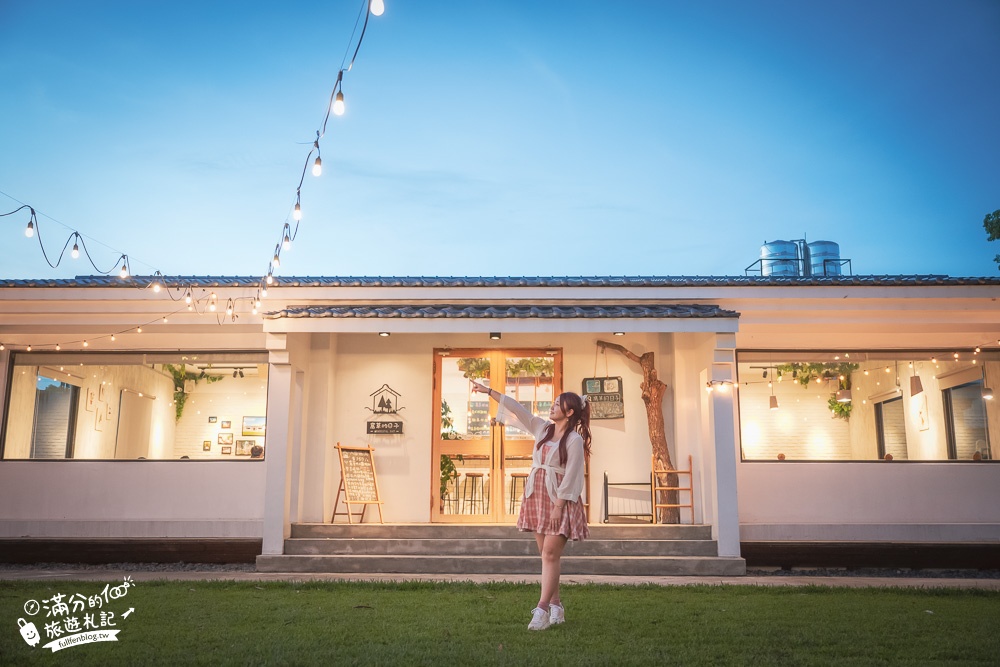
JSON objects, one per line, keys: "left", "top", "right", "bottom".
{"left": 283, "top": 538, "right": 720, "bottom": 557}
{"left": 290, "top": 523, "right": 712, "bottom": 540}
{"left": 256, "top": 554, "right": 746, "bottom": 576}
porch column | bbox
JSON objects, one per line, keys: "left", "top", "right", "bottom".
{"left": 262, "top": 334, "right": 292, "bottom": 555}
{"left": 707, "top": 333, "right": 741, "bottom": 557}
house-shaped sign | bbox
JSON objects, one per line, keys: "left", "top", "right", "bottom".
{"left": 366, "top": 384, "right": 404, "bottom": 434}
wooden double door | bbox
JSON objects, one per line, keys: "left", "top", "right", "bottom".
{"left": 432, "top": 348, "right": 562, "bottom": 523}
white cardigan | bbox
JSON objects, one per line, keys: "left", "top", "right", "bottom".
{"left": 496, "top": 394, "right": 586, "bottom": 504}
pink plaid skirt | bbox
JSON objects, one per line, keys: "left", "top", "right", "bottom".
{"left": 516, "top": 469, "right": 589, "bottom": 541}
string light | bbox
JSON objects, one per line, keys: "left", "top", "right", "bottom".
{"left": 3, "top": 0, "right": 385, "bottom": 341}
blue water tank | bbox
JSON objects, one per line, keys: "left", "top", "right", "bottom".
{"left": 808, "top": 241, "right": 841, "bottom": 276}
{"left": 760, "top": 240, "right": 798, "bottom": 276}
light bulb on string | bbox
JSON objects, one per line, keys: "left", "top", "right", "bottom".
{"left": 25, "top": 221, "right": 34, "bottom": 237}
{"left": 110, "top": 334, "right": 116, "bottom": 342}
{"left": 293, "top": 199, "right": 302, "bottom": 221}
{"left": 272, "top": 253, "right": 280, "bottom": 269}
{"left": 370, "top": 0, "right": 385, "bottom": 16}
{"left": 56, "top": 344, "right": 61, "bottom": 351}
{"left": 333, "top": 90, "right": 345, "bottom": 116}
{"left": 209, "top": 301, "right": 216, "bottom": 312}
{"left": 283, "top": 233, "right": 291, "bottom": 251}
{"left": 83, "top": 340, "right": 88, "bottom": 347}
{"left": 312, "top": 156, "right": 322, "bottom": 177}
{"left": 266, "top": 273, "right": 274, "bottom": 285}
{"left": 185, "top": 291, "right": 192, "bottom": 304}
{"left": 261, "top": 286, "right": 268, "bottom": 298}
{"left": 152, "top": 281, "right": 161, "bottom": 293}
{"left": 71, "top": 242, "right": 79, "bottom": 259}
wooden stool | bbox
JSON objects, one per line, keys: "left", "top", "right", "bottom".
{"left": 508, "top": 472, "right": 529, "bottom": 513}
{"left": 462, "top": 472, "right": 486, "bottom": 514}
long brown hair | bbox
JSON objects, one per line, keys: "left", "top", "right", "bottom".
{"left": 537, "top": 392, "right": 592, "bottom": 465}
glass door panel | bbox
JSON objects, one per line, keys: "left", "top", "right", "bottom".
{"left": 433, "top": 349, "right": 561, "bottom": 523}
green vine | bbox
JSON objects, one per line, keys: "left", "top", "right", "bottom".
{"left": 440, "top": 454, "right": 463, "bottom": 500}
{"left": 827, "top": 396, "right": 852, "bottom": 421}
{"left": 163, "top": 364, "right": 224, "bottom": 421}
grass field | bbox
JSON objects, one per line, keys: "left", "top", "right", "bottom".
{"left": 2, "top": 580, "right": 999, "bottom": 665}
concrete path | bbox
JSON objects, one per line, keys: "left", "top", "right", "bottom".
{"left": 1, "top": 568, "right": 998, "bottom": 590}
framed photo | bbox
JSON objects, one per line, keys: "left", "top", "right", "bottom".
{"left": 202, "top": 441, "right": 212, "bottom": 451}
{"left": 235, "top": 440, "right": 254, "bottom": 456}
{"left": 218, "top": 433, "right": 234, "bottom": 446}
{"left": 221, "top": 446, "right": 232, "bottom": 455}
{"left": 242, "top": 416, "right": 266, "bottom": 437}
{"left": 98, "top": 383, "right": 107, "bottom": 402}
{"left": 106, "top": 401, "right": 113, "bottom": 420}
{"left": 85, "top": 387, "right": 97, "bottom": 412}
{"left": 208, "top": 416, "right": 218, "bottom": 423}
{"left": 221, "top": 420, "right": 231, "bottom": 429}
{"left": 95, "top": 408, "right": 105, "bottom": 432}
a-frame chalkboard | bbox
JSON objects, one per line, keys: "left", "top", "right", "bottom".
{"left": 331, "top": 443, "right": 384, "bottom": 524}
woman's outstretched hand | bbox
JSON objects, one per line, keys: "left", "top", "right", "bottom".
{"left": 470, "top": 381, "right": 490, "bottom": 395}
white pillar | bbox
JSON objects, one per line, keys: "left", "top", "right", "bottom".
{"left": 704, "top": 333, "right": 741, "bottom": 557}
{"left": 262, "top": 334, "right": 292, "bottom": 555}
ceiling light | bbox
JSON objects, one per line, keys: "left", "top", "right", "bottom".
{"left": 836, "top": 389, "right": 852, "bottom": 403}
{"left": 769, "top": 395, "right": 779, "bottom": 410}
{"left": 379, "top": 332, "right": 390, "bottom": 337}
{"left": 982, "top": 386, "right": 994, "bottom": 400}
{"left": 490, "top": 332, "right": 501, "bottom": 340}
{"left": 613, "top": 332, "right": 625, "bottom": 336}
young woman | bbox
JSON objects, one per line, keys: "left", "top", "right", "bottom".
{"left": 471, "top": 381, "right": 591, "bottom": 631}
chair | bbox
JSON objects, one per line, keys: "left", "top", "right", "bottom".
{"left": 508, "top": 472, "right": 529, "bottom": 513}
{"left": 461, "top": 472, "right": 487, "bottom": 514}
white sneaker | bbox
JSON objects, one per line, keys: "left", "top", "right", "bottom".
{"left": 527, "top": 607, "right": 550, "bottom": 631}
{"left": 549, "top": 603, "right": 565, "bottom": 624}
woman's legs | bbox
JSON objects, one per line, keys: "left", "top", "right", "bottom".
{"left": 535, "top": 532, "right": 568, "bottom": 609}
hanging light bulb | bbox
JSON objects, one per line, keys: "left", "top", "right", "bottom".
{"left": 312, "top": 156, "right": 322, "bottom": 176}
{"left": 261, "top": 286, "right": 268, "bottom": 298}
{"left": 266, "top": 273, "right": 274, "bottom": 285}
{"left": 111, "top": 334, "right": 116, "bottom": 342}
{"left": 252, "top": 305, "right": 258, "bottom": 315}
{"left": 185, "top": 291, "right": 192, "bottom": 304}
{"left": 370, "top": 0, "right": 385, "bottom": 16}
{"left": 136, "top": 327, "right": 142, "bottom": 333}
{"left": 293, "top": 201, "right": 302, "bottom": 221}
{"left": 283, "top": 233, "right": 291, "bottom": 251}
{"left": 769, "top": 395, "right": 779, "bottom": 410}
{"left": 272, "top": 253, "right": 280, "bottom": 269}
{"left": 210, "top": 292, "right": 218, "bottom": 302}
{"left": 982, "top": 386, "right": 994, "bottom": 400}
{"left": 83, "top": 340, "right": 89, "bottom": 347}
{"left": 119, "top": 264, "right": 128, "bottom": 279}
{"left": 71, "top": 242, "right": 80, "bottom": 259}
{"left": 152, "top": 281, "right": 161, "bottom": 293}
{"left": 55, "top": 343, "right": 61, "bottom": 351}
{"left": 209, "top": 301, "right": 217, "bottom": 312}
{"left": 333, "top": 90, "right": 345, "bottom": 116}
{"left": 0, "top": 343, "right": 5, "bottom": 351}
{"left": 25, "top": 221, "right": 35, "bottom": 237}
{"left": 26, "top": 345, "right": 32, "bottom": 351}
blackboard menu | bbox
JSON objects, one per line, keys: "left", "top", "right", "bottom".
{"left": 582, "top": 376, "right": 625, "bottom": 420}
{"left": 338, "top": 446, "right": 380, "bottom": 503}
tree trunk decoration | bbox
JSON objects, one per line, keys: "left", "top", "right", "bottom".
{"left": 596, "top": 341, "right": 679, "bottom": 524}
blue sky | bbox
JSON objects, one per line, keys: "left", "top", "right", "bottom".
{"left": 1, "top": 0, "right": 998, "bottom": 280}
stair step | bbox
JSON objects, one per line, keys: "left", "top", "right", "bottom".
{"left": 256, "top": 554, "right": 746, "bottom": 576}
{"left": 290, "top": 523, "right": 712, "bottom": 540}
{"left": 284, "top": 538, "right": 719, "bottom": 557}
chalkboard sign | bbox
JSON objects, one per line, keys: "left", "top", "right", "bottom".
{"left": 582, "top": 376, "right": 625, "bottom": 420}
{"left": 332, "top": 443, "right": 384, "bottom": 523}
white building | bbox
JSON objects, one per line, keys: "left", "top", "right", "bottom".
{"left": 1, "top": 274, "right": 998, "bottom": 571}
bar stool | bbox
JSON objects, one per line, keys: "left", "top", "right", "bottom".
{"left": 508, "top": 472, "right": 529, "bottom": 513}
{"left": 462, "top": 472, "right": 486, "bottom": 514}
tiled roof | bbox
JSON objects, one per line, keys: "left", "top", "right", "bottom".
{"left": 1, "top": 275, "right": 999, "bottom": 288}
{"left": 266, "top": 304, "right": 739, "bottom": 320}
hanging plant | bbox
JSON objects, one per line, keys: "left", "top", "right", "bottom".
{"left": 163, "top": 364, "right": 224, "bottom": 421}
{"left": 828, "top": 396, "right": 852, "bottom": 420}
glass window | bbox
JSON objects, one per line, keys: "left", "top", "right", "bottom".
{"left": 3, "top": 352, "right": 268, "bottom": 460}
{"left": 738, "top": 351, "right": 998, "bottom": 462}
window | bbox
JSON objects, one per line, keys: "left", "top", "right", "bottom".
{"left": 3, "top": 352, "right": 268, "bottom": 460}
{"left": 943, "top": 381, "right": 990, "bottom": 460}
{"left": 738, "top": 351, "right": 998, "bottom": 461}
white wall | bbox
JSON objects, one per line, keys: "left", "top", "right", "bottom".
{"left": 737, "top": 461, "right": 1000, "bottom": 541}
{"left": 173, "top": 368, "right": 268, "bottom": 459}
{"left": 0, "top": 461, "right": 265, "bottom": 537}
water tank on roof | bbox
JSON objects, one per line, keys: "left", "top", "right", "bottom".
{"left": 760, "top": 240, "right": 798, "bottom": 276}
{"left": 807, "top": 240, "right": 841, "bottom": 276}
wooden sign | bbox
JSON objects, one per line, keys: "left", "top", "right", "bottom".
{"left": 367, "top": 420, "right": 403, "bottom": 435}
{"left": 331, "top": 443, "right": 384, "bottom": 523}
{"left": 582, "top": 376, "right": 625, "bottom": 420}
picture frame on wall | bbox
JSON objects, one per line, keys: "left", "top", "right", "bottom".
{"left": 208, "top": 416, "right": 217, "bottom": 423}
{"left": 85, "top": 387, "right": 97, "bottom": 412}
{"left": 221, "top": 420, "right": 231, "bottom": 429}
{"left": 221, "top": 446, "right": 232, "bottom": 455}
{"left": 235, "top": 440, "right": 254, "bottom": 456}
{"left": 203, "top": 441, "right": 212, "bottom": 451}
{"left": 98, "top": 383, "right": 107, "bottom": 402}
{"left": 242, "top": 416, "right": 266, "bottom": 437}
{"left": 218, "top": 433, "right": 234, "bottom": 445}
{"left": 95, "top": 408, "right": 105, "bottom": 432}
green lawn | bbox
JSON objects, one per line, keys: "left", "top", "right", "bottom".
{"left": 2, "top": 580, "right": 998, "bottom": 665}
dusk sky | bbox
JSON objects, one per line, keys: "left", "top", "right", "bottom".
{"left": 2, "top": 0, "right": 998, "bottom": 281}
